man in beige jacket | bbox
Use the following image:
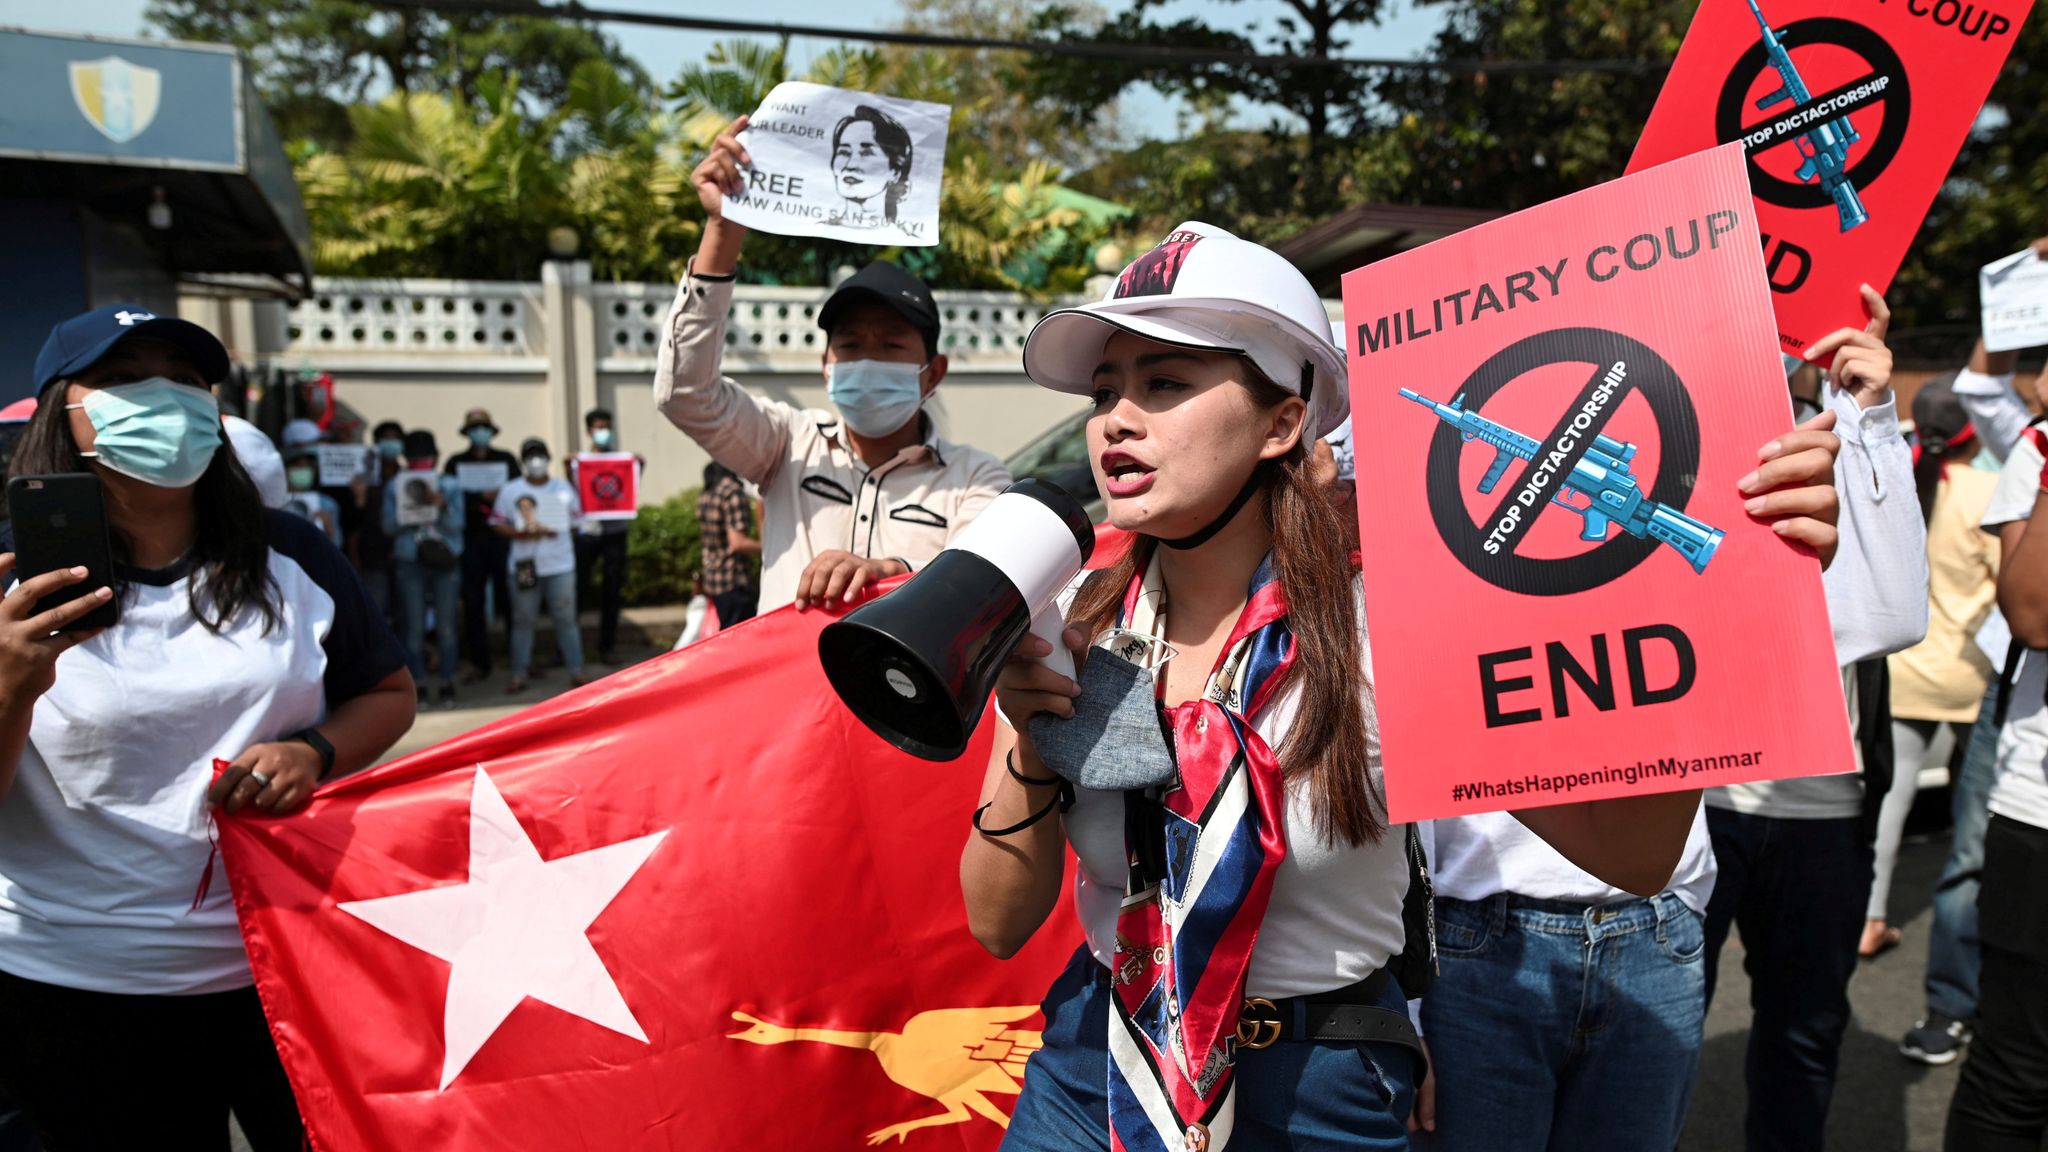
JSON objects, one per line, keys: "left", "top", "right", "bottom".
{"left": 655, "top": 115, "right": 1012, "bottom": 614}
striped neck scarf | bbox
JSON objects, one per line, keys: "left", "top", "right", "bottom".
{"left": 1107, "top": 550, "right": 1294, "bottom": 1152}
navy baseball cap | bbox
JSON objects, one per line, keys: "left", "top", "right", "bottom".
{"left": 33, "top": 304, "right": 232, "bottom": 393}
{"left": 817, "top": 261, "right": 941, "bottom": 348}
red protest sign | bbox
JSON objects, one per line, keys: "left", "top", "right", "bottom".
{"left": 1628, "top": 0, "right": 2032, "bottom": 356}
{"left": 1341, "top": 143, "right": 1852, "bottom": 822}
{"left": 574, "top": 452, "right": 639, "bottom": 521}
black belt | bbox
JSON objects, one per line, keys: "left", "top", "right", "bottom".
{"left": 1234, "top": 967, "right": 1422, "bottom": 1054}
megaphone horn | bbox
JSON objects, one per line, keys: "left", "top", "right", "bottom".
{"left": 818, "top": 479, "right": 1096, "bottom": 761}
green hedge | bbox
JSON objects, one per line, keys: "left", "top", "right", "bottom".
{"left": 622, "top": 487, "right": 764, "bottom": 606}
{"left": 623, "top": 490, "right": 704, "bottom": 606}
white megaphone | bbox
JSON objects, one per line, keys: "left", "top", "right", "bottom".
{"left": 818, "top": 479, "right": 1095, "bottom": 760}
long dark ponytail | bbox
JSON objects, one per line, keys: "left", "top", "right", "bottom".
{"left": 6, "top": 391, "right": 280, "bottom": 635}
{"left": 1910, "top": 373, "right": 1973, "bottom": 527}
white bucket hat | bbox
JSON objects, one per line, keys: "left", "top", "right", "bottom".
{"left": 1023, "top": 221, "right": 1348, "bottom": 440}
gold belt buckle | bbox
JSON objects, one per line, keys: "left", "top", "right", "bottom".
{"left": 1235, "top": 997, "right": 1283, "bottom": 1051}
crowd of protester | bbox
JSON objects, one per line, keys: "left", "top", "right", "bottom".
{"left": 0, "top": 115, "right": 2036, "bottom": 1149}
{"left": 188, "top": 400, "right": 743, "bottom": 710}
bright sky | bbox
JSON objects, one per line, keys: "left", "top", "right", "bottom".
{"left": 30, "top": 0, "right": 1447, "bottom": 138}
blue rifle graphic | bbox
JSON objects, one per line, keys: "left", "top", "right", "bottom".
{"left": 1747, "top": 0, "right": 1868, "bottom": 233}
{"left": 1400, "top": 389, "right": 1725, "bottom": 574}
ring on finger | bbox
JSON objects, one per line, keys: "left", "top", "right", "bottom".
{"left": 249, "top": 770, "right": 272, "bottom": 788}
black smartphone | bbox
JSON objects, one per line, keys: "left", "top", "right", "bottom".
{"left": 6, "top": 474, "right": 118, "bottom": 632}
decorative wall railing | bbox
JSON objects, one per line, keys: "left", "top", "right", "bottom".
{"left": 285, "top": 279, "right": 544, "bottom": 361}
{"left": 283, "top": 270, "right": 1346, "bottom": 375}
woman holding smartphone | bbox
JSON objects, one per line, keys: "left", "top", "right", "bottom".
{"left": 0, "top": 305, "right": 415, "bottom": 1149}
{"left": 961, "top": 225, "right": 1846, "bottom": 1150}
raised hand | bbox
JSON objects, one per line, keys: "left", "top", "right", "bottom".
{"left": 690, "top": 116, "right": 753, "bottom": 222}
{"left": 1803, "top": 284, "right": 1893, "bottom": 408}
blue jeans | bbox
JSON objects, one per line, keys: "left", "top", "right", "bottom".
{"left": 1418, "top": 892, "right": 1705, "bottom": 1152}
{"left": 394, "top": 559, "right": 459, "bottom": 689}
{"left": 1004, "top": 947, "right": 1415, "bottom": 1151}
{"left": 511, "top": 570, "right": 582, "bottom": 677}
{"left": 1926, "top": 679, "right": 2001, "bottom": 1023}
{"left": 1703, "top": 807, "right": 1873, "bottom": 1152}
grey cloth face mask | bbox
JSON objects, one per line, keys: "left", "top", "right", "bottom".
{"left": 1027, "top": 633, "right": 1179, "bottom": 791}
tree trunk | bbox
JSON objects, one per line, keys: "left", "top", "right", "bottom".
{"left": 1303, "top": 1, "right": 1334, "bottom": 214}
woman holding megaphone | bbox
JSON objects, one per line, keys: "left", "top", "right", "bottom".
{"left": 960, "top": 223, "right": 1846, "bottom": 1151}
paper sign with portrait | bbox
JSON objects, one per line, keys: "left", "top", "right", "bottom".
{"left": 394, "top": 475, "right": 440, "bottom": 527}
{"left": 723, "top": 82, "right": 951, "bottom": 247}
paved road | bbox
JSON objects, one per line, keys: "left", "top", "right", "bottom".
{"left": 1682, "top": 814, "right": 1962, "bottom": 1152}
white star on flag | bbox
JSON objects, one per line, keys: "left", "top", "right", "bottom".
{"left": 339, "top": 767, "right": 668, "bottom": 1089}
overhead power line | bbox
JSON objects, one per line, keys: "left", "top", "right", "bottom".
{"left": 374, "top": 0, "right": 1673, "bottom": 76}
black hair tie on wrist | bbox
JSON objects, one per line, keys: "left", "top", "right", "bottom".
{"left": 973, "top": 785, "right": 1070, "bottom": 837}
{"left": 1006, "top": 748, "right": 1062, "bottom": 787}
{"left": 974, "top": 755, "right": 1074, "bottom": 837}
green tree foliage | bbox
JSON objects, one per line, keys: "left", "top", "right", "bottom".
{"left": 292, "top": 43, "right": 1108, "bottom": 290}
{"left": 896, "top": 0, "right": 1115, "bottom": 174}
{"left": 1026, "top": 0, "right": 1387, "bottom": 220}
{"left": 1067, "top": 129, "right": 1314, "bottom": 242}
{"left": 1355, "top": 0, "right": 2045, "bottom": 358}
{"left": 559, "top": 63, "right": 704, "bottom": 285}
{"left": 296, "top": 73, "right": 569, "bottom": 280}
{"left": 1893, "top": 15, "right": 2048, "bottom": 354}
{"left": 1052, "top": 0, "right": 2038, "bottom": 359}
{"left": 165, "top": 0, "right": 1120, "bottom": 288}
{"left": 623, "top": 491, "right": 706, "bottom": 607}
{"left": 144, "top": 0, "right": 639, "bottom": 146}
{"left": 1355, "top": 1, "right": 1688, "bottom": 211}
{"left": 294, "top": 61, "right": 700, "bottom": 283}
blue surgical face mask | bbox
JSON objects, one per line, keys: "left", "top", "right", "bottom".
{"left": 467, "top": 427, "right": 494, "bottom": 449}
{"left": 67, "top": 377, "right": 222, "bottom": 489}
{"left": 377, "top": 439, "right": 404, "bottom": 460}
{"left": 826, "top": 359, "right": 927, "bottom": 438}
{"left": 592, "top": 428, "right": 616, "bottom": 450}
{"left": 287, "top": 465, "right": 317, "bottom": 491}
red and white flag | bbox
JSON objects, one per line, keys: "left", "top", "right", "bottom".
{"left": 222, "top": 588, "right": 1080, "bottom": 1149}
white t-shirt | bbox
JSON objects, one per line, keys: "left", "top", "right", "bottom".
{"left": 1424, "top": 802, "right": 1717, "bottom": 914}
{"left": 0, "top": 512, "right": 406, "bottom": 994}
{"left": 493, "top": 476, "right": 582, "bottom": 578}
{"left": 1980, "top": 433, "right": 2048, "bottom": 831}
{"left": 1057, "top": 579, "right": 1409, "bottom": 1000}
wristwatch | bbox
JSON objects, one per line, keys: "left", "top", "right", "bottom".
{"left": 292, "top": 727, "right": 337, "bottom": 778}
